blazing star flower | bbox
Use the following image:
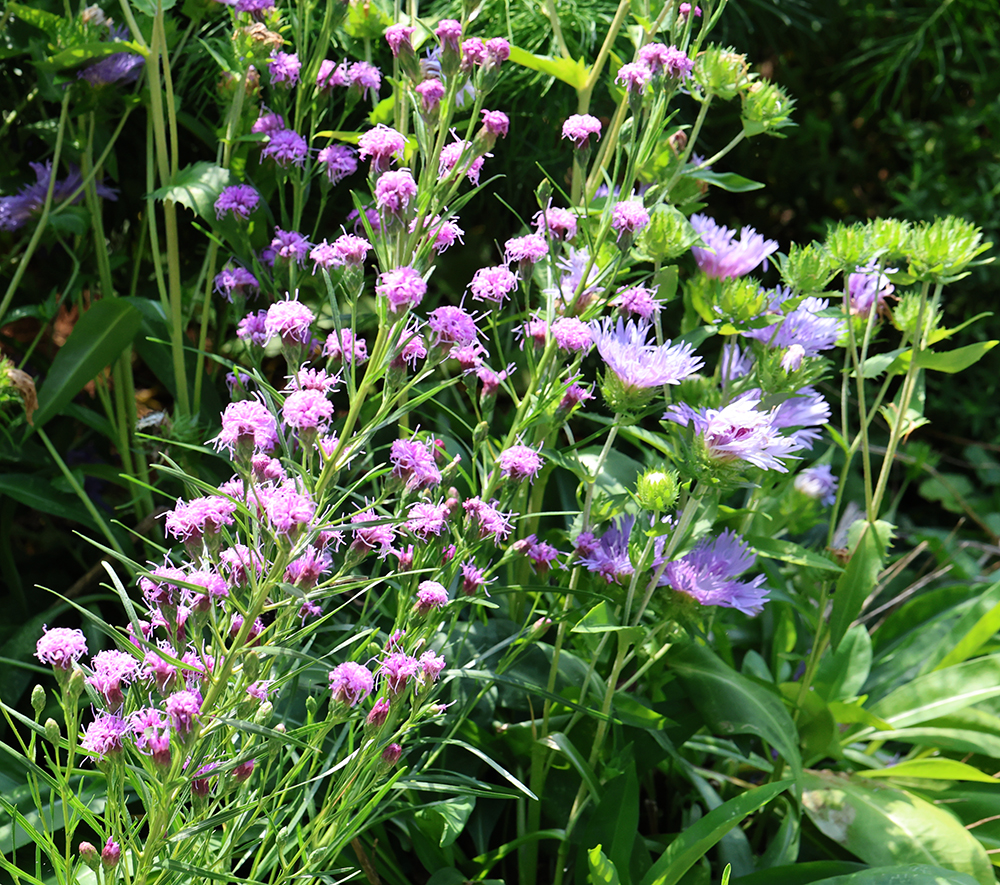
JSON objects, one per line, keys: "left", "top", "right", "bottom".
{"left": 214, "top": 266, "right": 258, "bottom": 301}
{"left": 380, "top": 653, "right": 420, "bottom": 694}
{"left": 406, "top": 501, "right": 450, "bottom": 538}
{"left": 348, "top": 61, "right": 382, "bottom": 97}
{"left": 579, "top": 515, "right": 636, "bottom": 583}
{"left": 329, "top": 662, "right": 375, "bottom": 706}
{"left": 638, "top": 43, "right": 693, "bottom": 80}
{"left": 163, "top": 495, "right": 237, "bottom": 544}
{"left": 504, "top": 234, "right": 548, "bottom": 266}
{"left": 385, "top": 24, "right": 415, "bottom": 57}
{"left": 419, "top": 650, "right": 446, "bottom": 682}
{"left": 438, "top": 139, "right": 486, "bottom": 185}
{"left": 316, "top": 58, "right": 347, "bottom": 89}
{"left": 131, "top": 707, "right": 171, "bottom": 765}
{"left": 264, "top": 485, "right": 316, "bottom": 535}
{"left": 415, "top": 581, "right": 449, "bottom": 614}
{"left": 271, "top": 228, "right": 311, "bottom": 265}
{"left": 561, "top": 380, "right": 594, "bottom": 410}
{"left": 497, "top": 444, "right": 544, "bottom": 482}
{"left": 547, "top": 246, "right": 602, "bottom": 309}
{"left": 461, "top": 37, "right": 487, "bottom": 68}
{"left": 690, "top": 214, "right": 779, "bottom": 279}
{"left": 611, "top": 199, "right": 651, "bottom": 241}
{"left": 461, "top": 560, "right": 494, "bottom": 595}
{"left": 666, "top": 391, "right": 805, "bottom": 471}
{"left": 533, "top": 206, "right": 577, "bottom": 241}
{"left": 287, "top": 366, "right": 339, "bottom": 394}
{"left": 743, "top": 295, "right": 843, "bottom": 356}
{"left": 285, "top": 547, "right": 332, "bottom": 589}
{"left": 551, "top": 317, "right": 593, "bottom": 352}
{"left": 358, "top": 125, "right": 406, "bottom": 173}
{"left": 282, "top": 389, "right": 333, "bottom": 432}
{"left": 616, "top": 61, "right": 652, "bottom": 93}
{"left": 351, "top": 509, "right": 396, "bottom": 556}
{"left": 481, "top": 109, "right": 510, "bottom": 138}
{"left": 81, "top": 713, "right": 129, "bottom": 758}
{"left": 265, "top": 298, "right": 315, "bottom": 344}
{"left": 87, "top": 649, "right": 140, "bottom": 708}
{"left": 328, "top": 233, "right": 372, "bottom": 267}
{"left": 269, "top": 51, "right": 301, "bottom": 85}
{"left": 36, "top": 627, "right": 88, "bottom": 669}
{"left": 251, "top": 111, "right": 284, "bottom": 136}
{"left": 613, "top": 285, "right": 660, "bottom": 319}
{"left": 795, "top": 464, "right": 838, "bottom": 506}
{"left": 325, "top": 328, "right": 368, "bottom": 364}
{"left": 415, "top": 215, "right": 464, "bottom": 253}
{"left": 390, "top": 437, "right": 441, "bottom": 490}
{"left": 261, "top": 129, "right": 309, "bottom": 167}
{"left": 1, "top": 162, "right": 117, "bottom": 231}
{"left": 394, "top": 330, "right": 427, "bottom": 368}
{"left": 376, "top": 266, "right": 426, "bottom": 313}
{"left": 463, "top": 497, "right": 514, "bottom": 542}
{"left": 427, "top": 306, "right": 479, "bottom": 347}
{"left": 246, "top": 680, "right": 273, "bottom": 701}
{"left": 436, "top": 19, "right": 463, "bottom": 50}
{"left": 214, "top": 185, "right": 259, "bottom": 220}
{"left": 659, "top": 530, "right": 768, "bottom": 615}
{"left": 237, "top": 310, "right": 269, "bottom": 347}
{"left": 591, "top": 317, "right": 703, "bottom": 390}
{"left": 469, "top": 265, "right": 518, "bottom": 305}
{"left": 848, "top": 263, "right": 896, "bottom": 318}
{"left": 416, "top": 78, "right": 446, "bottom": 111}
{"left": 317, "top": 144, "right": 358, "bottom": 184}
{"left": 375, "top": 169, "right": 418, "bottom": 216}
{"left": 515, "top": 534, "right": 564, "bottom": 574}
{"left": 212, "top": 398, "right": 279, "bottom": 455}
{"left": 561, "top": 114, "right": 602, "bottom": 149}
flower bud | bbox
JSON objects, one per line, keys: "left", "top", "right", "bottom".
{"left": 635, "top": 467, "right": 680, "bottom": 512}
{"left": 244, "top": 652, "right": 260, "bottom": 683}
{"left": 31, "top": 685, "right": 45, "bottom": 717}
{"left": 254, "top": 701, "right": 273, "bottom": 726}
{"left": 367, "top": 697, "right": 391, "bottom": 728}
{"left": 67, "top": 669, "right": 85, "bottom": 703}
{"left": 381, "top": 742, "right": 403, "bottom": 765}
{"left": 44, "top": 718, "right": 60, "bottom": 745}
{"left": 79, "top": 842, "right": 100, "bottom": 871}
{"left": 101, "top": 839, "right": 120, "bottom": 869}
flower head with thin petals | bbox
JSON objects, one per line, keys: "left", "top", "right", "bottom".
{"left": 36, "top": 627, "right": 88, "bottom": 669}
{"left": 497, "top": 444, "right": 544, "bottom": 482}
{"left": 329, "top": 662, "right": 374, "bottom": 706}
{"left": 215, "top": 185, "right": 259, "bottom": 220}
{"left": 376, "top": 266, "right": 426, "bottom": 313}
{"left": 318, "top": 145, "right": 358, "bottom": 184}
{"left": 690, "top": 214, "right": 779, "bottom": 279}
{"left": 261, "top": 129, "right": 309, "bottom": 167}
{"left": 795, "top": 464, "right": 838, "bottom": 506}
{"left": 358, "top": 125, "right": 405, "bottom": 173}
{"left": 579, "top": 515, "right": 635, "bottom": 583}
{"left": 591, "top": 317, "right": 703, "bottom": 390}
{"left": 561, "top": 114, "right": 602, "bottom": 149}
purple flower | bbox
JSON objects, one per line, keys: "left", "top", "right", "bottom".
{"left": 351, "top": 509, "right": 396, "bottom": 556}
{"left": 638, "top": 43, "right": 693, "bottom": 80}
{"left": 743, "top": 295, "right": 843, "bottom": 356}
{"left": 690, "top": 214, "right": 779, "bottom": 279}
{"left": 666, "top": 391, "right": 804, "bottom": 472}
{"left": 215, "top": 185, "right": 259, "bottom": 220}
{"left": 271, "top": 228, "right": 311, "bottom": 265}
{"left": 163, "top": 495, "right": 237, "bottom": 544}
{"left": 436, "top": 19, "right": 463, "bottom": 50}
{"left": 461, "top": 560, "right": 493, "bottom": 596}
{"left": 497, "top": 444, "right": 544, "bottom": 482}
{"left": 611, "top": 199, "right": 651, "bottom": 240}
{"left": 375, "top": 169, "right": 418, "bottom": 215}
{"left": 131, "top": 707, "right": 171, "bottom": 765}
{"left": 261, "top": 129, "right": 309, "bottom": 167}
{"left": 613, "top": 285, "right": 660, "bottom": 319}
{"left": 419, "top": 650, "right": 446, "bottom": 681}
{"left": 561, "top": 381, "right": 594, "bottom": 410}
{"left": 516, "top": 534, "right": 564, "bottom": 575}
{"left": 282, "top": 388, "right": 333, "bottom": 432}
{"left": 412, "top": 215, "right": 464, "bottom": 253}
{"left": 237, "top": 310, "right": 269, "bottom": 347}
{"left": 329, "top": 662, "right": 375, "bottom": 706}
{"left": 358, "top": 125, "right": 406, "bottom": 173}
{"left": 461, "top": 37, "right": 487, "bottom": 68}
{"left": 79, "top": 53, "right": 144, "bottom": 87}
{"left": 427, "top": 305, "right": 479, "bottom": 347}
{"left": 551, "top": 317, "right": 592, "bottom": 353}
{"left": 318, "top": 144, "right": 358, "bottom": 184}
{"left": 367, "top": 696, "right": 391, "bottom": 726}
{"left": 579, "top": 515, "right": 635, "bottom": 583}
{"left": 287, "top": 366, "right": 339, "bottom": 394}
{"left": 265, "top": 298, "right": 315, "bottom": 344}
{"left": 486, "top": 37, "right": 511, "bottom": 67}
{"left": 616, "top": 61, "right": 652, "bottom": 93}
{"left": 212, "top": 398, "right": 278, "bottom": 455}
{"left": 463, "top": 497, "right": 514, "bottom": 543}
{"left": 439, "top": 139, "right": 486, "bottom": 185}
{"left": 380, "top": 653, "right": 420, "bottom": 694}
{"left": 327, "top": 233, "right": 372, "bottom": 266}
{"left": 660, "top": 530, "right": 768, "bottom": 616}
{"left": 394, "top": 329, "right": 428, "bottom": 368}
{"left": 348, "top": 206, "right": 382, "bottom": 234}
{"left": 87, "top": 649, "right": 140, "bottom": 708}
{"left": 679, "top": 2, "right": 702, "bottom": 17}
{"left": 385, "top": 24, "right": 415, "bottom": 57}
{"left": 348, "top": 61, "right": 381, "bottom": 97}
{"left": 591, "top": 317, "right": 704, "bottom": 390}
{"left": 772, "top": 387, "right": 831, "bottom": 449}
{"left": 251, "top": 111, "right": 284, "bottom": 136}
{"left": 246, "top": 680, "right": 272, "bottom": 701}
{"left": 81, "top": 713, "right": 129, "bottom": 758}
{"left": 406, "top": 501, "right": 450, "bottom": 538}
{"left": 236, "top": 0, "right": 275, "bottom": 14}
{"left": 36, "top": 627, "right": 88, "bottom": 669}
{"left": 316, "top": 59, "right": 348, "bottom": 89}
{"left": 561, "top": 114, "right": 602, "bottom": 149}
{"left": 325, "top": 328, "right": 368, "bottom": 364}
{"left": 285, "top": 547, "right": 332, "bottom": 589}
{"left": 795, "top": 464, "right": 838, "bottom": 506}
{"left": 415, "top": 581, "right": 449, "bottom": 614}
{"left": 469, "top": 265, "right": 518, "bottom": 305}
{"left": 263, "top": 484, "right": 316, "bottom": 535}
{"left": 268, "top": 51, "right": 301, "bottom": 85}
{"left": 1, "top": 162, "right": 117, "bottom": 231}
{"left": 214, "top": 266, "right": 258, "bottom": 301}
{"left": 376, "top": 266, "right": 426, "bottom": 313}
{"left": 481, "top": 109, "right": 510, "bottom": 138}
{"left": 390, "top": 437, "right": 441, "bottom": 490}
{"left": 533, "top": 207, "right": 577, "bottom": 241}
{"left": 849, "top": 263, "right": 895, "bottom": 318}
{"left": 504, "top": 234, "right": 549, "bottom": 266}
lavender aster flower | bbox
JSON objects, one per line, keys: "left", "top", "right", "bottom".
{"left": 743, "top": 295, "right": 843, "bottom": 356}
{"left": 795, "top": 464, "right": 838, "bottom": 506}
{"left": 659, "top": 530, "right": 768, "bottom": 615}
{"left": 329, "top": 662, "right": 375, "bottom": 706}
{"left": 771, "top": 387, "right": 831, "bottom": 449}
{"left": 591, "top": 317, "right": 703, "bottom": 390}
{"left": 690, "top": 214, "right": 779, "bottom": 279}
{"left": 579, "top": 515, "right": 635, "bottom": 583}
{"left": 848, "top": 263, "right": 896, "bottom": 318}
{"left": 215, "top": 185, "right": 259, "bottom": 220}
{"left": 1, "top": 162, "right": 117, "bottom": 231}
{"left": 79, "top": 53, "right": 144, "bottom": 87}
{"left": 36, "top": 627, "right": 88, "bottom": 669}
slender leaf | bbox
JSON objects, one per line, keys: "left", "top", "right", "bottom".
{"left": 589, "top": 845, "right": 623, "bottom": 885}
{"left": 508, "top": 46, "right": 590, "bottom": 88}
{"left": 928, "top": 579, "right": 1000, "bottom": 672}
{"left": 858, "top": 759, "right": 999, "bottom": 784}
{"left": 541, "top": 732, "right": 602, "bottom": 799}
{"left": 749, "top": 536, "right": 843, "bottom": 573}
{"left": 688, "top": 170, "right": 766, "bottom": 192}
{"left": 829, "top": 523, "right": 884, "bottom": 652}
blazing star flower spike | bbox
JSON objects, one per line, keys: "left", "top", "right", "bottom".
{"left": 690, "top": 214, "right": 779, "bottom": 279}
{"left": 590, "top": 317, "right": 704, "bottom": 390}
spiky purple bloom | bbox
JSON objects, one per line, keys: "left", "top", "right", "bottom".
{"left": 579, "top": 515, "right": 635, "bottom": 583}
{"left": 561, "top": 114, "right": 602, "bottom": 149}
{"left": 316, "top": 58, "right": 348, "bottom": 89}
{"left": 406, "top": 501, "right": 450, "bottom": 538}
{"left": 318, "top": 144, "right": 358, "bottom": 184}
{"left": 271, "top": 228, "right": 311, "bottom": 265}
{"left": 329, "top": 662, "right": 375, "bottom": 706}
{"left": 551, "top": 317, "right": 592, "bottom": 352}
{"left": 375, "top": 169, "right": 418, "bottom": 215}
{"left": 638, "top": 43, "right": 693, "bottom": 80}
{"left": 79, "top": 53, "right": 144, "bottom": 87}
{"left": 268, "top": 51, "right": 301, "bottom": 85}
{"left": 469, "top": 265, "right": 518, "bottom": 305}
{"left": 251, "top": 111, "right": 284, "bottom": 136}
{"left": 236, "top": 0, "right": 275, "bottom": 14}
{"left": 427, "top": 305, "right": 479, "bottom": 346}
{"left": 377, "top": 266, "right": 426, "bottom": 313}
{"left": 36, "top": 627, "right": 88, "bottom": 669}
{"left": 666, "top": 391, "right": 805, "bottom": 471}
{"left": 413, "top": 215, "right": 464, "bottom": 253}
{"left": 416, "top": 78, "right": 446, "bottom": 112}
{"left": 611, "top": 199, "right": 651, "bottom": 240}
{"left": 246, "top": 680, "right": 272, "bottom": 701}
{"left": 613, "top": 285, "right": 660, "bottom": 318}
{"left": 237, "top": 310, "right": 269, "bottom": 346}
{"left": 849, "top": 263, "right": 896, "bottom": 318}
{"left": 327, "top": 233, "right": 372, "bottom": 266}
{"left": 285, "top": 547, "right": 332, "bottom": 589}
{"left": 265, "top": 298, "right": 315, "bottom": 344}
{"left": 481, "top": 109, "right": 510, "bottom": 138}
{"left": 282, "top": 388, "right": 333, "bottom": 431}
{"left": 380, "top": 653, "right": 420, "bottom": 694}
{"left": 463, "top": 497, "right": 514, "bottom": 542}
{"left": 390, "top": 437, "right": 441, "bottom": 490}
{"left": 772, "top": 387, "right": 831, "bottom": 449}
{"left": 690, "top": 214, "right": 779, "bottom": 279}
{"left": 659, "top": 530, "right": 768, "bottom": 615}
{"left": 486, "top": 37, "right": 511, "bottom": 66}
{"left": 351, "top": 509, "right": 396, "bottom": 556}
{"left": 385, "top": 24, "right": 415, "bottom": 57}
{"left": 394, "top": 329, "right": 427, "bottom": 368}
{"left": 415, "top": 581, "right": 449, "bottom": 614}
{"left": 561, "top": 381, "right": 594, "bottom": 410}
{"left": 358, "top": 125, "right": 406, "bottom": 173}
{"left": 87, "top": 649, "right": 140, "bottom": 708}
{"left": 131, "top": 707, "right": 171, "bottom": 765}
{"left": 214, "top": 185, "right": 259, "bottom": 220}
{"left": 591, "top": 317, "right": 703, "bottom": 390}
{"left": 212, "top": 398, "right": 278, "bottom": 455}
{"left": 264, "top": 485, "right": 316, "bottom": 535}
{"left": 497, "top": 444, "right": 544, "bottom": 482}
{"left": 0, "top": 162, "right": 117, "bottom": 231}
{"left": 617, "top": 61, "right": 652, "bottom": 93}
{"left": 795, "top": 464, "right": 838, "bottom": 506}
{"left": 81, "top": 713, "right": 129, "bottom": 758}
{"left": 436, "top": 19, "right": 462, "bottom": 50}
{"left": 348, "top": 61, "right": 381, "bottom": 97}
{"left": 461, "top": 560, "right": 493, "bottom": 595}
{"left": 419, "top": 650, "right": 446, "bottom": 682}
{"left": 533, "top": 206, "right": 577, "bottom": 241}
{"left": 461, "top": 37, "right": 487, "bottom": 68}
{"left": 504, "top": 234, "right": 548, "bottom": 266}
{"left": 743, "top": 296, "right": 843, "bottom": 356}
{"left": 261, "top": 129, "right": 309, "bottom": 167}
{"left": 325, "top": 328, "right": 368, "bottom": 364}
{"left": 287, "top": 366, "right": 339, "bottom": 394}
{"left": 439, "top": 139, "right": 486, "bottom": 185}
{"left": 214, "top": 266, "right": 258, "bottom": 300}
{"left": 163, "top": 495, "right": 237, "bottom": 544}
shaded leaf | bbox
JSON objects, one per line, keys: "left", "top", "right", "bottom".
{"left": 150, "top": 161, "right": 233, "bottom": 219}
{"left": 688, "top": 170, "right": 765, "bottom": 192}
{"left": 829, "top": 523, "right": 884, "bottom": 652}
{"left": 858, "top": 759, "right": 998, "bottom": 784}
{"left": 508, "top": 46, "right": 590, "bottom": 88}
{"left": 749, "top": 536, "right": 842, "bottom": 573}
{"left": 589, "top": 845, "right": 623, "bottom": 885}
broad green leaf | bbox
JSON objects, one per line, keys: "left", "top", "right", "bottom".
{"left": 829, "top": 523, "right": 884, "bottom": 652}
{"left": 749, "top": 536, "right": 842, "bottom": 573}
{"left": 541, "top": 733, "right": 602, "bottom": 799}
{"left": 7, "top": 2, "right": 61, "bottom": 32}
{"left": 33, "top": 299, "right": 142, "bottom": 428}
{"left": 47, "top": 41, "right": 145, "bottom": 69}
{"left": 589, "top": 765, "right": 641, "bottom": 879}
{"left": 732, "top": 861, "right": 866, "bottom": 885}
{"left": 150, "top": 161, "right": 233, "bottom": 219}
{"left": 855, "top": 349, "right": 907, "bottom": 379}
{"left": 800, "top": 771, "right": 993, "bottom": 885}
{"left": 914, "top": 341, "right": 998, "bottom": 373}
{"left": 867, "top": 654, "right": 1000, "bottom": 730}
{"left": 816, "top": 625, "right": 873, "bottom": 702}
{"left": 865, "top": 725, "right": 1000, "bottom": 757}
{"left": 671, "top": 643, "right": 802, "bottom": 782}
{"left": 414, "top": 797, "right": 475, "bottom": 847}
{"left": 858, "top": 759, "right": 998, "bottom": 784}
{"left": 639, "top": 781, "right": 791, "bottom": 885}
{"left": 794, "top": 865, "right": 981, "bottom": 885}
{"left": 508, "top": 46, "right": 590, "bottom": 89}
{"left": 574, "top": 601, "right": 620, "bottom": 633}
{"left": 688, "top": 170, "right": 765, "bottom": 192}
{"left": 926, "top": 579, "right": 1000, "bottom": 672}
{"left": 589, "top": 845, "right": 622, "bottom": 885}
{"left": 129, "top": 0, "right": 178, "bottom": 15}
{"left": 757, "top": 798, "right": 801, "bottom": 870}
{"left": 828, "top": 701, "right": 891, "bottom": 731}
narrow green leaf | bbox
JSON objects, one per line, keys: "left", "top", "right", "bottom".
{"left": 508, "top": 46, "right": 590, "bottom": 88}
{"left": 829, "top": 523, "right": 884, "bottom": 652}
{"left": 33, "top": 299, "right": 142, "bottom": 428}
{"left": 914, "top": 341, "right": 998, "bottom": 373}
{"left": 688, "top": 170, "right": 765, "bottom": 192}
{"left": 639, "top": 781, "right": 791, "bottom": 885}
{"left": 930, "top": 579, "right": 1000, "bottom": 671}
{"left": 541, "top": 733, "right": 602, "bottom": 800}
{"left": 801, "top": 865, "right": 981, "bottom": 885}
{"left": 858, "top": 759, "right": 999, "bottom": 784}
{"left": 815, "top": 625, "right": 873, "bottom": 702}
{"left": 589, "top": 845, "right": 622, "bottom": 885}
{"left": 748, "top": 536, "right": 842, "bottom": 572}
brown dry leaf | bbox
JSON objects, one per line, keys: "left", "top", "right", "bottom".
{"left": 7, "top": 366, "right": 38, "bottom": 425}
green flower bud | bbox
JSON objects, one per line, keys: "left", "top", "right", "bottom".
{"left": 44, "top": 718, "right": 60, "bottom": 745}
{"left": 694, "top": 46, "right": 749, "bottom": 100}
{"left": 777, "top": 242, "right": 836, "bottom": 294}
{"left": 31, "top": 685, "right": 45, "bottom": 718}
{"left": 741, "top": 80, "right": 796, "bottom": 137}
{"left": 244, "top": 652, "right": 260, "bottom": 683}
{"left": 598, "top": 371, "right": 655, "bottom": 417}
{"left": 634, "top": 205, "right": 699, "bottom": 264}
{"left": 67, "top": 669, "right": 85, "bottom": 703}
{"left": 254, "top": 701, "right": 273, "bottom": 726}
{"left": 906, "top": 216, "right": 992, "bottom": 284}
{"left": 891, "top": 290, "right": 942, "bottom": 339}
{"left": 635, "top": 467, "right": 680, "bottom": 512}
{"left": 473, "top": 421, "right": 490, "bottom": 450}
{"left": 866, "top": 218, "right": 911, "bottom": 263}
{"left": 825, "top": 221, "right": 874, "bottom": 272}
